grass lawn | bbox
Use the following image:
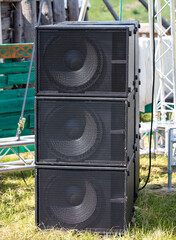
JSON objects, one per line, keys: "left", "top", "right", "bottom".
{"left": 88, "top": 0, "right": 149, "bottom": 22}
{"left": 88, "top": 0, "right": 170, "bottom": 23}
{"left": 0, "top": 154, "right": 176, "bottom": 239}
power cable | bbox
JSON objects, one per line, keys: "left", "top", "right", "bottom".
{"left": 139, "top": 0, "right": 155, "bottom": 191}
{"left": 21, "top": 171, "right": 28, "bottom": 187}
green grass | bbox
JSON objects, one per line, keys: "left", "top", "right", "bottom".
{"left": 88, "top": 0, "right": 149, "bottom": 22}
{"left": 1, "top": 154, "right": 176, "bottom": 239}
{"left": 88, "top": 0, "right": 171, "bottom": 23}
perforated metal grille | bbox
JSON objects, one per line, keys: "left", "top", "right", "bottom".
{"left": 36, "top": 28, "right": 133, "bottom": 96}
{"left": 112, "top": 32, "right": 127, "bottom": 60}
{"left": 36, "top": 168, "right": 132, "bottom": 232}
{"left": 36, "top": 98, "right": 134, "bottom": 166}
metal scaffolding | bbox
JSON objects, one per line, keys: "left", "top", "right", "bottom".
{"left": 148, "top": 0, "right": 176, "bottom": 123}
{"left": 148, "top": 0, "right": 176, "bottom": 153}
{"left": 0, "top": 135, "right": 35, "bottom": 172}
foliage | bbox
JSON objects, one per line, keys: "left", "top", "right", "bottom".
{"left": 140, "top": 113, "right": 152, "bottom": 122}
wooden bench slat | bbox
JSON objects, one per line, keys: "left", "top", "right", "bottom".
{"left": 0, "top": 88, "right": 34, "bottom": 99}
{"left": 0, "top": 112, "right": 34, "bottom": 130}
{"left": 0, "top": 61, "right": 34, "bottom": 74}
{"left": 8, "top": 72, "right": 35, "bottom": 85}
{"left": 0, "top": 75, "right": 12, "bottom": 88}
{"left": 0, "top": 113, "right": 29, "bottom": 130}
{"left": 29, "top": 113, "right": 35, "bottom": 128}
{"left": 0, "top": 96, "right": 34, "bottom": 114}
{"left": 0, "top": 43, "right": 34, "bottom": 59}
{"left": 0, "top": 73, "right": 35, "bottom": 88}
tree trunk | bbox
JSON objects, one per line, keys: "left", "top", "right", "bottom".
{"left": 53, "top": 0, "right": 65, "bottom": 23}
{"left": 41, "top": 0, "right": 53, "bottom": 25}
{"left": 13, "top": 2, "right": 22, "bottom": 43}
{"left": 0, "top": 3, "right": 2, "bottom": 44}
{"left": 21, "top": 0, "right": 37, "bottom": 43}
{"left": 68, "top": 0, "right": 79, "bottom": 21}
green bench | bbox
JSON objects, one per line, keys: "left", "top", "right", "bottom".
{"left": 0, "top": 43, "right": 35, "bottom": 154}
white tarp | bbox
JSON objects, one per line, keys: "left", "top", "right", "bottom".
{"left": 139, "top": 36, "right": 172, "bottom": 112}
{"left": 64, "top": 0, "right": 91, "bottom": 8}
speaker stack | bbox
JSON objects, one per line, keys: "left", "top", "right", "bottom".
{"left": 35, "top": 21, "right": 140, "bottom": 233}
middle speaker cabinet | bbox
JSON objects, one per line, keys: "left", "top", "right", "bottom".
{"left": 36, "top": 93, "right": 134, "bottom": 166}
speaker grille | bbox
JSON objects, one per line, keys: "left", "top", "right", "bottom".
{"left": 36, "top": 165, "right": 134, "bottom": 232}
{"left": 36, "top": 26, "right": 134, "bottom": 96}
{"left": 39, "top": 32, "right": 103, "bottom": 92}
{"left": 42, "top": 173, "right": 103, "bottom": 227}
{"left": 36, "top": 96, "right": 134, "bottom": 166}
{"left": 43, "top": 104, "right": 103, "bottom": 161}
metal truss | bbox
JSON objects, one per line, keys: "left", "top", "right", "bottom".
{"left": 0, "top": 135, "right": 35, "bottom": 172}
{"left": 147, "top": 0, "right": 176, "bottom": 155}
{"left": 148, "top": 0, "right": 176, "bottom": 123}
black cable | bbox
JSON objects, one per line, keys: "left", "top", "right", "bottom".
{"left": 21, "top": 171, "right": 28, "bottom": 187}
{"left": 17, "top": 146, "right": 28, "bottom": 186}
{"left": 139, "top": 0, "right": 155, "bottom": 191}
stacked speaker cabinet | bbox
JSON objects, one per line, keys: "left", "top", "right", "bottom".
{"left": 61, "top": 20, "right": 141, "bottom": 200}
{"left": 35, "top": 21, "right": 140, "bottom": 233}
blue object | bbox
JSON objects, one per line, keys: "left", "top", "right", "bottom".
{"left": 120, "top": 0, "right": 122, "bottom": 21}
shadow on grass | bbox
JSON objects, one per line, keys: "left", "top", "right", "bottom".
{"left": 134, "top": 189, "right": 176, "bottom": 234}
{"left": 140, "top": 165, "right": 167, "bottom": 171}
{"left": 0, "top": 170, "right": 34, "bottom": 193}
{"left": 0, "top": 170, "right": 34, "bottom": 180}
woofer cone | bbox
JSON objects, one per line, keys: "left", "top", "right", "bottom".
{"left": 43, "top": 32, "right": 104, "bottom": 92}
{"left": 44, "top": 104, "right": 103, "bottom": 161}
{"left": 44, "top": 173, "right": 104, "bottom": 228}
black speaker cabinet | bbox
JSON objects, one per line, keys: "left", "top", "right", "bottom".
{"left": 35, "top": 93, "right": 135, "bottom": 167}
{"left": 61, "top": 21, "right": 140, "bottom": 198}
{"left": 35, "top": 24, "right": 135, "bottom": 97}
{"left": 36, "top": 157, "right": 134, "bottom": 233}
{"left": 60, "top": 21, "right": 140, "bottom": 88}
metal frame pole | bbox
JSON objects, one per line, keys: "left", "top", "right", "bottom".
{"left": 168, "top": 128, "right": 172, "bottom": 189}
{"left": 170, "top": 0, "right": 176, "bottom": 123}
{"left": 148, "top": 0, "right": 176, "bottom": 155}
{"left": 78, "top": 0, "right": 89, "bottom": 21}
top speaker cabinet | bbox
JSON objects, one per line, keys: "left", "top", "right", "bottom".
{"left": 35, "top": 24, "right": 135, "bottom": 97}
{"left": 62, "top": 21, "right": 140, "bottom": 81}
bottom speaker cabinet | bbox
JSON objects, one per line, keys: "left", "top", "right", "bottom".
{"left": 36, "top": 159, "right": 134, "bottom": 233}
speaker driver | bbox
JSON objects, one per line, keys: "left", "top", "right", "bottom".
{"left": 44, "top": 174, "right": 104, "bottom": 228}
{"left": 44, "top": 105, "right": 103, "bottom": 161}
{"left": 43, "top": 33, "right": 103, "bottom": 92}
